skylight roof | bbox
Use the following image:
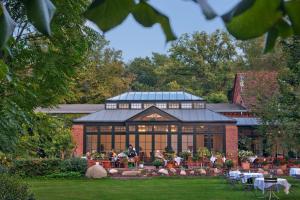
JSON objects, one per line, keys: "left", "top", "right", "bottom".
{"left": 107, "top": 91, "right": 203, "bottom": 101}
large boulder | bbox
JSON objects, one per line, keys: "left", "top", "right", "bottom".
{"left": 169, "top": 168, "right": 177, "bottom": 174}
{"left": 180, "top": 170, "right": 187, "bottom": 176}
{"left": 86, "top": 162, "right": 107, "bottom": 179}
{"left": 109, "top": 169, "right": 118, "bottom": 175}
{"left": 122, "top": 171, "right": 141, "bottom": 176}
{"left": 158, "top": 168, "right": 169, "bottom": 176}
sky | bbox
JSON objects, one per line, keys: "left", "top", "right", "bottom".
{"left": 89, "top": 0, "right": 240, "bottom": 62}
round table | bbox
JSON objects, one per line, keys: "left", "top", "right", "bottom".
{"left": 289, "top": 168, "right": 300, "bottom": 176}
{"left": 254, "top": 178, "right": 291, "bottom": 194}
{"left": 241, "top": 172, "right": 264, "bottom": 183}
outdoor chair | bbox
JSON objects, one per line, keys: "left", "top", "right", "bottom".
{"left": 264, "top": 177, "right": 279, "bottom": 200}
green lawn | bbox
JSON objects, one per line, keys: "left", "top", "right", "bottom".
{"left": 26, "top": 177, "right": 300, "bottom": 200}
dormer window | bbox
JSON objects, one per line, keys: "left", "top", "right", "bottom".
{"left": 156, "top": 103, "right": 167, "bottom": 109}
{"left": 131, "top": 103, "right": 142, "bottom": 109}
{"left": 181, "top": 102, "right": 192, "bottom": 109}
{"left": 106, "top": 103, "right": 117, "bottom": 109}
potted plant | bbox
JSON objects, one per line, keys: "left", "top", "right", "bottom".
{"left": 238, "top": 150, "right": 254, "bottom": 170}
{"left": 197, "top": 147, "right": 211, "bottom": 160}
{"left": 120, "top": 157, "right": 128, "bottom": 168}
{"left": 139, "top": 161, "right": 144, "bottom": 169}
{"left": 225, "top": 159, "right": 233, "bottom": 170}
{"left": 179, "top": 151, "right": 192, "bottom": 161}
{"left": 153, "top": 159, "right": 163, "bottom": 169}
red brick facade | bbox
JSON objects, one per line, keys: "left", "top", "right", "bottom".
{"left": 225, "top": 125, "right": 238, "bottom": 165}
{"left": 72, "top": 124, "right": 84, "bottom": 157}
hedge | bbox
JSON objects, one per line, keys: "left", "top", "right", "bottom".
{"left": 10, "top": 158, "right": 87, "bottom": 177}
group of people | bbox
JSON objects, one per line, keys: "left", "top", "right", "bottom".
{"left": 108, "top": 144, "right": 138, "bottom": 166}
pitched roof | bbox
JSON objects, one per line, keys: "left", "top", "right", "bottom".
{"left": 35, "top": 104, "right": 104, "bottom": 114}
{"left": 207, "top": 103, "right": 247, "bottom": 112}
{"left": 107, "top": 91, "right": 203, "bottom": 101}
{"left": 232, "top": 71, "right": 278, "bottom": 109}
{"left": 74, "top": 107, "right": 235, "bottom": 123}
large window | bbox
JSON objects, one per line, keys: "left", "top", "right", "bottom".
{"left": 153, "top": 125, "right": 168, "bottom": 132}
{"left": 156, "top": 103, "right": 167, "bottom": 109}
{"left": 169, "top": 103, "right": 179, "bottom": 109}
{"left": 86, "top": 135, "right": 98, "bottom": 153}
{"left": 106, "top": 103, "right": 117, "bottom": 109}
{"left": 115, "top": 135, "right": 126, "bottom": 152}
{"left": 181, "top": 102, "right": 192, "bottom": 109}
{"left": 131, "top": 103, "right": 142, "bottom": 109}
{"left": 171, "top": 134, "right": 178, "bottom": 153}
{"left": 182, "top": 134, "right": 193, "bottom": 152}
{"left": 155, "top": 134, "right": 167, "bottom": 152}
{"left": 204, "top": 135, "right": 213, "bottom": 150}
{"left": 138, "top": 125, "right": 152, "bottom": 132}
{"left": 100, "top": 135, "right": 111, "bottom": 152}
{"left": 119, "top": 103, "right": 129, "bottom": 109}
{"left": 139, "top": 135, "right": 152, "bottom": 158}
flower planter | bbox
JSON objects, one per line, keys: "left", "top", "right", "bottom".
{"left": 101, "top": 160, "right": 111, "bottom": 169}
{"left": 241, "top": 161, "right": 250, "bottom": 170}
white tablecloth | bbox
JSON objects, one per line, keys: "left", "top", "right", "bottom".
{"left": 289, "top": 168, "right": 300, "bottom": 176}
{"left": 229, "top": 170, "right": 241, "bottom": 179}
{"left": 254, "top": 178, "right": 291, "bottom": 194}
{"left": 241, "top": 173, "right": 264, "bottom": 183}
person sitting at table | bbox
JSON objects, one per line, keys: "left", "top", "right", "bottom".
{"left": 127, "top": 144, "right": 137, "bottom": 167}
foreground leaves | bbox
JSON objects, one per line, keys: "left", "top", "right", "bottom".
{"left": 0, "top": 3, "right": 15, "bottom": 49}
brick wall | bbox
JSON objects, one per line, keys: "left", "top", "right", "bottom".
{"left": 72, "top": 124, "right": 84, "bottom": 157}
{"left": 225, "top": 125, "right": 238, "bottom": 165}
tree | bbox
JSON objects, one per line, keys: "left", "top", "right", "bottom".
{"left": 0, "top": 0, "right": 100, "bottom": 152}
{"left": 254, "top": 36, "right": 300, "bottom": 156}
{"left": 15, "top": 113, "right": 74, "bottom": 159}
{"left": 1, "top": 0, "right": 300, "bottom": 54}
{"left": 65, "top": 47, "right": 133, "bottom": 103}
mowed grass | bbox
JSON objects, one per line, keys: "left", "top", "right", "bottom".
{"left": 26, "top": 177, "right": 300, "bottom": 200}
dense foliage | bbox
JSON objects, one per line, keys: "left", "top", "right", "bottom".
{"left": 0, "top": 174, "right": 35, "bottom": 200}
{"left": 126, "top": 30, "right": 239, "bottom": 102}
{"left": 10, "top": 158, "right": 87, "bottom": 177}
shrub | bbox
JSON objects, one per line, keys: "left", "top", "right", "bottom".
{"left": 60, "top": 158, "right": 87, "bottom": 175}
{"left": 225, "top": 160, "right": 234, "bottom": 169}
{"left": 11, "top": 158, "right": 61, "bottom": 177}
{"left": 45, "top": 171, "right": 82, "bottom": 178}
{"left": 0, "top": 174, "right": 35, "bottom": 200}
{"left": 153, "top": 159, "right": 163, "bottom": 167}
{"left": 0, "top": 165, "right": 8, "bottom": 174}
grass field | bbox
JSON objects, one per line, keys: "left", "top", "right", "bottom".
{"left": 26, "top": 177, "right": 300, "bottom": 200}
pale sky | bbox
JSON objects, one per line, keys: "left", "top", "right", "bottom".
{"left": 88, "top": 0, "right": 240, "bottom": 62}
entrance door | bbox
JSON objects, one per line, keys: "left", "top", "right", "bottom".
{"left": 139, "top": 134, "right": 152, "bottom": 161}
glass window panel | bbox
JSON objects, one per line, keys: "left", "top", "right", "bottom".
{"left": 171, "top": 135, "right": 178, "bottom": 153}
{"left": 153, "top": 125, "right": 168, "bottom": 132}
{"left": 129, "top": 135, "right": 135, "bottom": 147}
{"left": 131, "top": 103, "right": 142, "bottom": 109}
{"left": 138, "top": 125, "right": 152, "bottom": 132}
{"left": 169, "top": 103, "right": 179, "bottom": 109}
{"left": 115, "top": 126, "right": 126, "bottom": 132}
{"left": 100, "top": 135, "right": 111, "bottom": 152}
{"left": 119, "top": 103, "right": 129, "bottom": 109}
{"left": 195, "top": 125, "right": 208, "bottom": 133}
{"left": 212, "top": 134, "right": 224, "bottom": 153}
{"left": 156, "top": 103, "right": 167, "bottom": 109}
{"left": 115, "top": 135, "right": 126, "bottom": 153}
{"left": 139, "top": 135, "right": 152, "bottom": 158}
{"left": 129, "top": 126, "right": 135, "bottom": 132}
{"left": 86, "top": 126, "right": 98, "bottom": 133}
{"left": 196, "top": 135, "right": 204, "bottom": 150}
{"left": 170, "top": 125, "right": 177, "bottom": 133}
{"left": 86, "top": 135, "right": 98, "bottom": 153}
{"left": 204, "top": 135, "right": 213, "bottom": 150}
{"left": 194, "top": 102, "right": 205, "bottom": 109}
{"left": 182, "top": 126, "right": 193, "bottom": 133}
{"left": 144, "top": 103, "right": 154, "bottom": 109}
{"left": 100, "top": 126, "right": 112, "bottom": 132}
{"left": 181, "top": 102, "right": 192, "bottom": 109}
{"left": 155, "top": 134, "right": 167, "bottom": 152}
{"left": 106, "top": 103, "right": 117, "bottom": 109}
{"left": 182, "top": 134, "right": 193, "bottom": 152}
